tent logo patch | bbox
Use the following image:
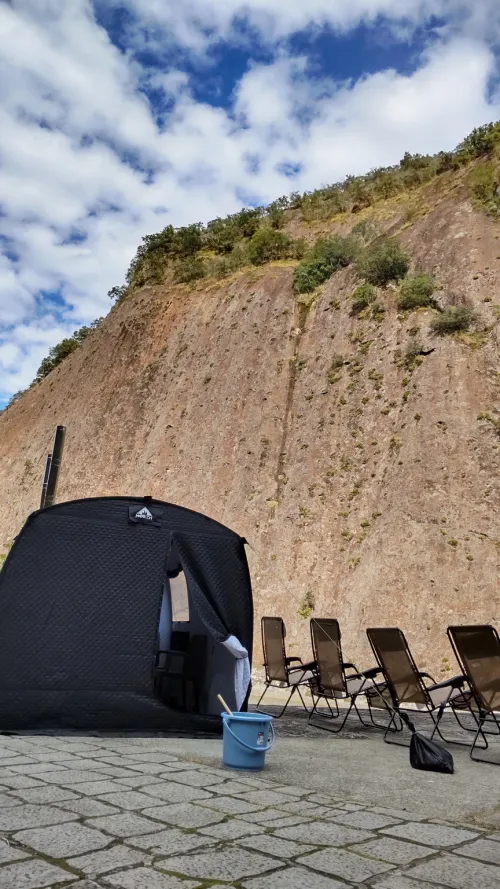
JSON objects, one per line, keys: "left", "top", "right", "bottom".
{"left": 135, "top": 507, "right": 153, "bottom": 521}
{"left": 128, "top": 504, "right": 162, "bottom": 526}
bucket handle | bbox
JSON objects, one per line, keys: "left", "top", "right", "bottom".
{"left": 224, "top": 718, "right": 276, "bottom": 753}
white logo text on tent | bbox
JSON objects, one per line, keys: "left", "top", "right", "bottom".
{"left": 135, "top": 507, "right": 154, "bottom": 520}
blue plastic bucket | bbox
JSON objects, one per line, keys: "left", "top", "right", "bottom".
{"left": 222, "top": 712, "right": 275, "bottom": 771}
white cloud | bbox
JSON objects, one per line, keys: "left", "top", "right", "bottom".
{"left": 115, "top": 0, "right": 500, "bottom": 50}
{"left": 0, "top": 0, "right": 499, "bottom": 404}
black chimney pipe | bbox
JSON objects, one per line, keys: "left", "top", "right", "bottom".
{"left": 44, "top": 426, "right": 66, "bottom": 508}
{"left": 39, "top": 453, "right": 52, "bottom": 510}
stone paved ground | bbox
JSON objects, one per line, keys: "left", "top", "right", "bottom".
{"left": 0, "top": 731, "right": 497, "bottom": 888}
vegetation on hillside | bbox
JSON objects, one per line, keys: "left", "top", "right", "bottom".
{"left": 2, "top": 319, "right": 103, "bottom": 411}
{"left": 35, "top": 320, "right": 103, "bottom": 382}
{"left": 3, "top": 121, "right": 499, "bottom": 409}
{"left": 397, "top": 274, "right": 436, "bottom": 310}
{"left": 105, "top": 121, "right": 500, "bottom": 304}
{"left": 431, "top": 306, "right": 477, "bottom": 335}
{"left": 293, "top": 236, "right": 359, "bottom": 293}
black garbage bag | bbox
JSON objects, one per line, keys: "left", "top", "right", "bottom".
{"left": 399, "top": 711, "right": 454, "bottom": 774}
{"left": 410, "top": 732, "right": 454, "bottom": 774}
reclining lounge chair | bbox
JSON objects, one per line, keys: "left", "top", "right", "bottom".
{"left": 256, "top": 617, "right": 316, "bottom": 718}
{"left": 448, "top": 624, "right": 500, "bottom": 764}
{"left": 367, "top": 627, "right": 471, "bottom": 745}
{"left": 309, "top": 618, "right": 386, "bottom": 733}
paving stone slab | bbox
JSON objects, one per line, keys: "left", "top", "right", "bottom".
{"left": 306, "top": 794, "right": 343, "bottom": 806}
{"left": 66, "top": 881, "right": 107, "bottom": 888}
{"left": 242, "top": 866, "right": 348, "bottom": 889}
{"left": 370, "top": 806, "right": 426, "bottom": 821}
{"left": 330, "top": 810, "right": 401, "bottom": 830}
{"left": 89, "top": 813, "right": 165, "bottom": 837}
{"left": 0, "top": 792, "right": 23, "bottom": 808}
{"left": 237, "top": 833, "right": 316, "bottom": 859}
{"left": 486, "top": 832, "right": 500, "bottom": 842}
{"left": 0, "top": 803, "right": 78, "bottom": 831}
{"left": 0, "top": 839, "right": 30, "bottom": 864}
{"left": 39, "top": 769, "right": 113, "bottom": 785}
{"left": 238, "top": 808, "right": 292, "bottom": 824}
{"left": 138, "top": 782, "right": 211, "bottom": 804}
{"left": 156, "top": 846, "right": 283, "bottom": 881}
{"left": 271, "top": 785, "right": 308, "bottom": 797}
{"left": 95, "top": 767, "right": 139, "bottom": 779}
{"left": 199, "top": 820, "right": 265, "bottom": 841}
{"left": 238, "top": 790, "right": 299, "bottom": 807}
{"left": 121, "top": 753, "right": 180, "bottom": 764}
{"left": 265, "top": 815, "right": 311, "bottom": 829}
{"left": 274, "top": 821, "right": 373, "bottom": 846}
{"left": 105, "top": 866, "right": 198, "bottom": 889}
{"left": 28, "top": 752, "right": 87, "bottom": 763}
{"left": 373, "top": 877, "right": 448, "bottom": 889}
{"left": 60, "top": 798, "right": 121, "bottom": 818}
{"left": 197, "top": 796, "right": 262, "bottom": 815}
{"left": 97, "top": 791, "right": 166, "bottom": 810}
{"left": 11, "top": 785, "right": 79, "bottom": 805}
{"left": 339, "top": 803, "right": 366, "bottom": 811}
{"left": 113, "top": 775, "right": 160, "bottom": 788}
{"left": 0, "top": 775, "right": 45, "bottom": 790}
{"left": 68, "top": 780, "right": 128, "bottom": 796}
{"left": 382, "top": 822, "right": 479, "bottom": 848}
{"left": 454, "top": 838, "right": 500, "bottom": 865}
{"left": 163, "top": 770, "right": 227, "bottom": 788}
{"left": 405, "top": 852, "right": 500, "bottom": 889}
{"left": 54, "top": 759, "right": 113, "bottom": 771}
{"left": 14, "top": 821, "right": 111, "bottom": 858}
{"left": 298, "top": 848, "right": 395, "bottom": 883}
{"left": 208, "top": 780, "right": 260, "bottom": 795}
{"left": 353, "top": 836, "right": 435, "bottom": 864}
{"left": 68, "top": 844, "right": 148, "bottom": 875}
{"left": 113, "top": 762, "right": 168, "bottom": 775}
{"left": 8, "top": 761, "right": 63, "bottom": 774}
{"left": 0, "top": 757, "right": 40, "bottom": 768}
{"left": 276, "top": 801, "right": 334, "bottom": 817}
{"left": 138, "top": 803, "right": 224, "bottom": 828}
{"left": 126, "top": 827, "right": 215, "bottom": 854}
{"left": 158, "top": 763, "right": 202, "bottom": 774}
{"left": 0, "top": 859, "right": 77, "bottom": 888}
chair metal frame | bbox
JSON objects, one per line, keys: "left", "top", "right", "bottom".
{"left": 309, "top": 618, "right": 387, "bottom": 733}
{"left": 256, "top": 616, "right": 317, "bottom": 718}
{"left": 448, "top": 625, "right": 500, "bottom": 765}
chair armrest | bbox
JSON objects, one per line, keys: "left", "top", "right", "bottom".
{"left": 346, "top": 667, "right": 383, "bottom": 682}
{"left": 427, "top": 674, "right": 466, "bottom": 692}
{"left": 360, "top": 666, "right": 384, "bottom": 679}
{"left": 419, "top": 671, "right": 437, "bottom": 685}
{"left": 289, "top": 660, "right": 316, "bottom": 673}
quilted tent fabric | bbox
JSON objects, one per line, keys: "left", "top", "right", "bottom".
{"left": 0, "top": 497, "right": 253, "bottom": 732}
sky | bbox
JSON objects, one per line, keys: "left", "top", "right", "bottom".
{"left": 1, "top": 1, "right": 500, "bottom": 406}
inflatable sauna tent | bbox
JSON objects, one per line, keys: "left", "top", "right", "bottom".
{"left": 0, "top": 429, "right": 253, "bottom": 732}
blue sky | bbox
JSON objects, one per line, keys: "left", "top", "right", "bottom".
{"left": 0, "top": 1, "right": 499, "bottom": 406}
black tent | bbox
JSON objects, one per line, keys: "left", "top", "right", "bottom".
{"left": 0, "top": 496, "right": 253, "bottom": 732}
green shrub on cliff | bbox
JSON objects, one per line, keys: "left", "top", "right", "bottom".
{"left": 356, "top": 239, "right": 410, "bottom": 286}
{"left": 247, "top": 228, "right": 295, "bottom": 265}
{"left": 431, "top": 306, "right": 477, "bottom": 335}
{"left": 293, "top": 236, "right": 359, "bottom": 293}
{"left": 398, "top": 274, "right": 436, "bottom": 310}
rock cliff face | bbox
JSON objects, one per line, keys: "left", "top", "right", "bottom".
{"left": 1, "top": 177, "right": 499, "bottom": 676}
